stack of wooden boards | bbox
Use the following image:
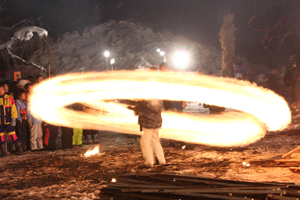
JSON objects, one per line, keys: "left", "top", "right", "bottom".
{"left": 251, "top": 146, "right": 300, "bottom": 170}
{"left": 101, "top": 172, "right": 300, "bottom": 200}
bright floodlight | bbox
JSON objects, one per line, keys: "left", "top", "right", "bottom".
{"left": 110, "top": 58, "right": 115, "bottom": 65}
{"left": 160, "top": 51, "right": 165, "bottom": 56}
{"left": 173, "top": 51, "right": 190, "bottom": 68}
{"left": 104, "top": 51, "right": 110, "bottom": 58}
{"left": 157, "top": 48, "right": 161, "bottom": 53}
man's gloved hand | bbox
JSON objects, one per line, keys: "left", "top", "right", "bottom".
{"left": 28, "top": 120, "right": 33, "bottom": 129}
{"left": 127, "top": 106, "right": 139, "bottom": 116}
{"left": 127, "top": 106, "right": 135, "bottom": 110}
{"left": 10, "top": 118, "right": 16, "bottom": 127}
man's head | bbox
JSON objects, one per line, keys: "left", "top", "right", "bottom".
{"left": 36, "top": 74, "right": 44, "bottom": 83}
{"left": 18, "top": 89, "right": 27, "bottom": 101}
{"left": 0, "top": 84, "right": 5, "bottom": 96}
{"left": 159, "top": 62, "right": 169, "bottom": 72}
{"left": 149, "top": 66, "right": 158, "bottom": 71}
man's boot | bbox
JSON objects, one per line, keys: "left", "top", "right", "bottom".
{"left": 0, "top": 144, "right": 6, "bottom": 157}
{"left": 15, "top": 142, "right": 23, "bottom": 155}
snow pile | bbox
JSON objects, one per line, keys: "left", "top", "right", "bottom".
{"left": 30, "top": 20, "right": 222, "bottom": 75}
{"left": 0, "top": 26, "right": 48, "bottom": 50}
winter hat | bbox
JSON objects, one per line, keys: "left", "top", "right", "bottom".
{"left": 18, "top": 79, "right": 28, "bottom": 89}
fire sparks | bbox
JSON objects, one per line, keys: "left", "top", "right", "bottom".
{"left": 182, "top": 145, "right": 186, "bottom": 149}
{"left": 29, "top": 70, "right": 291, "bottom": 147}
{"left": 84, "top": 145, "right": 100, "bottom": 157}
{"left": 111, "top": 178, "right": 117, "bottom": 183}
{"left": 242, "top": 162, "right": 250, "bottom": 167}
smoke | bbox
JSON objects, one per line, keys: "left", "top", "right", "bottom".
{"left": 219, "top": 14, "right": 236, "bottom": 78}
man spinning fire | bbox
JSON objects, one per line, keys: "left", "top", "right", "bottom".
{"left": 128, "top": 67, "right": 166, "bottom": 168}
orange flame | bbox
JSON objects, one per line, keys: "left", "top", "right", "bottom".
{"left": 84, "top": 145, "right": 100, "bottom": 157}
{"left": 28, "top": 71, "right": 291, "bottom": 147}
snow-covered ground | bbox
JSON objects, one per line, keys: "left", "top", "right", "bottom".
{"left": 1, "top": 130, "right": 300, "bottom": 199}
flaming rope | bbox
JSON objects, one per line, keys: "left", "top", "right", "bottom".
{"left": 29, "top": 71, "right": 291, "bottom": 147}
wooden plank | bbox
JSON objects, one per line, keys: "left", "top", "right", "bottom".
{"left": 171, "top": 192, "right": 254, "bottom": 200}
{"left": 141, "top": 189, "right": 284, "bottom": 194}
{"left": 267, "top": 194, "right": 299, "bottom": 200}
{"left": 102, "top": 191, "right": 174, "bottom": 200}
{"left": 284, "top": 191, "right": 300, "bottom": 197}
{"left": 117, "top": 185, "right": 287, "bottom": 190}
{"left": 116, "top": 177, "right": 167, "bottom": 186}
{"left": 290, "top": 167, "right": 300, "bottom": 171}
{"left": 274, "top": 159, "right": 300, "bottom": 162}
{"left": 156, "top": 173, "right": 286, "bottom": 187}
{"left": 283, "top": 146, "right": 300, "bottom": 158}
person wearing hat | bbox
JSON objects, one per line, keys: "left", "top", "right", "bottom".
{"left": 283, "top": 55, "right": 300, "bottom": 114}
{"left": 18, "top": 79, "right": 29, "bottom": 89}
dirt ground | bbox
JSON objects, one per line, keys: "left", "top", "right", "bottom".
{"left": 1, "top": 129, "right": 300, "bottom": 200}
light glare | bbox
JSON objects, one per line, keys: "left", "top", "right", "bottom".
{"left": 104, "top": 51, "right": 110, "bottom": 58}
{"left": 173, "top": 51, "right": 190, "bottom": 68}
{"left": 28, "top": 71, "right": 291, "bottom": 147}
{"left": 110, "top": 58, "right": 115, "bottom": 65}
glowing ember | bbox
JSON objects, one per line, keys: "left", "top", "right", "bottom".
{"left": 29, "top": 71, "right": 291, "bottom": 147}
{"left": 242, "top": 162, "right": 250, "bottom": 167}
{"left": 111, "top": 178, "right": 117, "bottom": 183}
{"left": 84, "top": 145, "right": 100, "bottom": 157}
{"left": 182, "top": 145, "right": 186, "bottom": 149}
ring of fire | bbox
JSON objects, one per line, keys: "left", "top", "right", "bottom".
{"left": 29, "top": 71, "right": 291, "bottom": 147}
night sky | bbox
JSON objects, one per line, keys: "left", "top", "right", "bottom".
{"left": 2, "top": 0, "right": 300, "bottom": 68}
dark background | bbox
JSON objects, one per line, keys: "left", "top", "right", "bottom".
{"left": 1, "top": 0, "right": 300, "bottom": 68}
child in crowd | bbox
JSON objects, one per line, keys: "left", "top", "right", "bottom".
{"left": 73, "top": 128, "right": 84, "bottom": 147}
{"left": 35, "top": 75, "right": 44, "bottom": 84}
{"left": 83, "top": 129, "right": 99, "bottom": 144}
{"left": 83, "top": 107, "right": 99, "bottom": 144}
{"left": 61, "top": 127, "right": 73, "bottom": 149}
{"left": 72, "top": 103, "right": 84, "bottom": 147}
{"left": 27, "top": 101, "right": 44, "bottom": 151}
{"left": 3, "top": 80, "right": 10, "bottom": 94}
{"left": 24, "top": 83, "right": 33, "bottom": 93}
{"left": 16, "top": 89, "right": 29, "bottom": 151}
{"left": 0, "top": 84, "right": 23, "bottom": 156}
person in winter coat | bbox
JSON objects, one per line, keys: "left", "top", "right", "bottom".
{"left": 43, "top": 122, "right": 59, "bottom": 151}
{"left": 128, "top": 67, "right": 166, "bottom": 168}
{"left": 131, "top": 99, "right": 166, "bottom": 167}
{"left": 283, "top": 55, "right": 300, "bottom": 115}
{"left": 27, "top": 103, "right": 44, "bottom": 151}
{"left": 35, "top": 74, "right": 44, "bottom": 84}
{"left": 72, "top": 103, "right": 84, "bottom": 147}
{"left": 3, "top": 80, "right": 9, "bottom": 94}
{"left": 16, "top": 89, "right": 29, "bottom": 151}
{"left": 233, "top": 56, "right": 246, "bottom": 80}
{"left": 83, "top": 107, "right": 99, "bottom": 144}
{"left": 61, "top": 105, "right": 73, "bottom": 149}
{"left": 61, "top": 126, "right": 73, "bottom": 149}
{"left": 0, "top": 84, "right": 23, "bottom": 156}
